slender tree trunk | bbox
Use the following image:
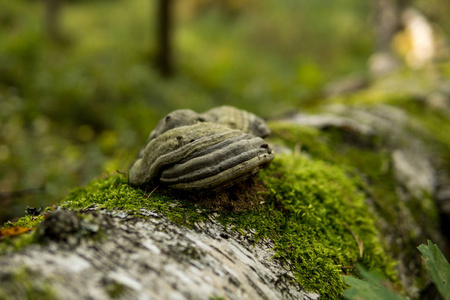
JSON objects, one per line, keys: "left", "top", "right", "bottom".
{"left": 373, "top": 0, "right": 412, "bottom": 53}
{"left": 45, "top": 0, "right": 63, "bottom": 42}
{"left": 156, "top": 0, "right": 173, "bottom": 77}
{"left": 374, "top": 0, "right": 401, "bottom": 52}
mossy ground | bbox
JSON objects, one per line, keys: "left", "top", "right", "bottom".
{"left": 1, "top": 149, "right": 398, "bottom": 299}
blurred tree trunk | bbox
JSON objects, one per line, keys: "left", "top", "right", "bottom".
{"left": 156, "top": 0, "right": 174, "bottom": 77}
{"left": 45, "top": 0, "right": 63, "bottom": 42}
{"left": 373, "top": 0, "right": 412, "bottom": 52}
{"left": 374, "top": 0, "right": 401, "bottom": 52}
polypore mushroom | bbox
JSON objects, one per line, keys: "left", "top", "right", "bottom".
{"left": 129, "top": 122, "right": 274, "bottom": 191}
{"left": 147, "top": 109, "right": 204, "bottom": 142}
{"left": 201, "top": 106, "right": 271, "bottom": 138}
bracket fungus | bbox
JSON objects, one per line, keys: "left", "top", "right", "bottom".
{"left": 130, "top": 107, "right": 274, "bottom": 191}
{"left": 147, "top": 109, "right": 204, "bottom": 142}
{"left": 146, "top": 106, "right": 270, "bottom": 143}
{"left": 201, "top": 106, "right": 271, "bottom": 138}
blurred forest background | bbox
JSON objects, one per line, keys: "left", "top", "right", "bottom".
{"left": 1, "top": 0, "right": 450, "bottom": 224}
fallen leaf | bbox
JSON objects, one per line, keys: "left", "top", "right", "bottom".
{"left": 0, "top": 227, "right": 35, "bottom": 239}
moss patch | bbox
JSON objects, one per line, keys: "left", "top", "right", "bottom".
{"left": 0, "top": 215, "right": 44, "bottom": 255}
{"left": 267, "top": 108, "right": 446, "bottom": 295}
{"left": 256, "top": 155, "right": 397, "bottom": 297}
{"left": 0, "top": 267, "right": 56, "bottom": 300}
{"left": 268, "top": 120, "right": 435, "bottom": 251}
{"left": 105, "top": 282, "right": 127, "bottom": 299}
{"left": 0, "top": 230, "right": 37, "bottom": 256}
{"left": 2, "top": 215, "right": 45, "bottom": 230}
{"left": 59, "top": 174, "right": 210, "bottom": 227}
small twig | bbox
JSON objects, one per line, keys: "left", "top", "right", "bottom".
{"left": 116, "top": 170, "right": 127, "bottom": 176}
{"left": 147, "top": 186, "right": 159, "bottom": 199}
{"left": 342, "top": 265, "right": 355, "bottom": 269}
{"left": 344, "top": 223, "right": 364, "bottom": 259}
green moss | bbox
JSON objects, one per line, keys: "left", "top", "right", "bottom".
{"left": 209, "top": 296, "right": 227, "bottom": 300}
{"left": 256, "top": 155, "right": 396, "bottom": 298}
{"left": 269, "top": 121, "right": 411, "bottom": 246}
{"left": 267, "top": 106, "right": 448, "bottom": 296}
{"left": 0, "top": 267, "right": 56, "bottom": 300}
{"left": 0, "top": 216, "right": 44, "bottom": 255}
{"left": 0, "top": 231, "right": 36, "bottom": 256}
{"left": 267, "top": 121, "right": 333, "bottom": 160}
{"left": 105, "top": 282, "right": 126, "bottom": 299}
{"left": 59, "top": 174, "right": 209, "bottom": 227}
{"left": 2, "top": 215, "right": 45, "bottom": 230}
{"left": 0, "top": 175, "right": 209, "bottom": 255}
